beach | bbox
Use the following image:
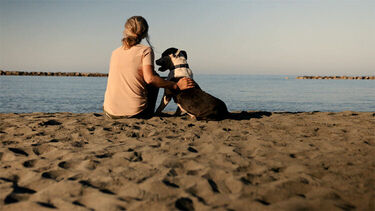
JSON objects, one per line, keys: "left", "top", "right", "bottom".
{"left": 0, "top": 111, "right": 374, "bottom": 210}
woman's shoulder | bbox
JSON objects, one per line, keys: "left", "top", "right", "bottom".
{"left": 136, "top": 44, "right": 152, "bottom": 51}
{"left": 112, "top": 46, "right": 123, "bottom": 54}
{"left": 135, "top": 44, "right": 153, "bottom": 57}
{"left": 112, "top": 45, "right": 152, "bottom": 55}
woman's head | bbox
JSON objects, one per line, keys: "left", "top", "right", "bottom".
{"left": 122, "top": 16, "right": 152, "bottom": 49}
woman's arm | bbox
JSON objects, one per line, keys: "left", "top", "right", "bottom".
{"left": 142, "top": 65, "right": 195, "bottom": 90}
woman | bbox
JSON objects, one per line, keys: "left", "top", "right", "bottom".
{"left": 103, "top": 16, "right": 194, "bottom": 118}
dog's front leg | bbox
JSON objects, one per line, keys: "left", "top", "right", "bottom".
{"left": 174, "top": 106, "right": 182, "bottom": 116}
{"left": 155, "top": 93, "right": 172, "bottom": 115}
{"left": 175, "top": 104, "right": 188, "bottom": 116}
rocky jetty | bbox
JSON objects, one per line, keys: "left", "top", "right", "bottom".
{"left": 0, "top": 70, "right": 108, "bottom": 77}
{"left": 296, "top": 76, "right": 375, "bottom": 80}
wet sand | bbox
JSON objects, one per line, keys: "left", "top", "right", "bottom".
{"left": 0, "top": 111, "right": 374, "bottom": 210}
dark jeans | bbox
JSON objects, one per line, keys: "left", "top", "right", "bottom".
{"left": 132, "top": 84, "right": 159, "bottom": 119}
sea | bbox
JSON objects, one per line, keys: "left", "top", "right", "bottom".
{"left": 0, "top": 75, "right": 374, "bottom": 113}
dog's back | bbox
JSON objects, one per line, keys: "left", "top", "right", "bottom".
{"left": 174, "top": 86, "right": 229, "bottom": 121}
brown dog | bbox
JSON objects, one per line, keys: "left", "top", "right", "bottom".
{"left": 155, "top": 47, "right": 228, "bottom": 120}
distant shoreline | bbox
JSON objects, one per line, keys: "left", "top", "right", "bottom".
{"left": 1, "top": 71, "right": 374, "bottom": 80}
{"left": 296, "top": 76, "right": 375, "bottom": 80}
{"left": 0, "top": 70, "right": 108, "bottom": 77}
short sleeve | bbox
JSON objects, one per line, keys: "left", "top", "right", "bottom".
{"left": 142, "top": 47, "right": 154, "bottom": 66}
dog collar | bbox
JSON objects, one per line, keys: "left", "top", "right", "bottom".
{"left": 171, "top": 64, "right": 189, "bottom": 70}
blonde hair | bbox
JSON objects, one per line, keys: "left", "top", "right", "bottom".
{"left": 122, "top": 16, "right": 152, "bottom": 49}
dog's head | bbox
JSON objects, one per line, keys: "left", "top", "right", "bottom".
{"left": 156, "top": 47, "right": 188, "bottom": 72}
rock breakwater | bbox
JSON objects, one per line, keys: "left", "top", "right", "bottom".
{"left": 0, "top": 70, "right": 108, "bottom": 77}
{"left": 296, "top": 76, "right": 375, "bottom": 80}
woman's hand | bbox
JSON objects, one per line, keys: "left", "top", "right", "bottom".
{"left": 143, "top": 65, "right": 195, "bottom": 90}
{"left": 176, "top": 77, "right": 195, "bottom": 90}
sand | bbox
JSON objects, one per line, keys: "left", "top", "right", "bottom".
{"left": 0, "top": 111, "right": 374, "bottom": 210}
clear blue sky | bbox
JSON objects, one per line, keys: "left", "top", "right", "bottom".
{"left": 1, "top": 0, "right": 374, "bottom": 75}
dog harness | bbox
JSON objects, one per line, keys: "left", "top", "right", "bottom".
{"left": 171, "top": 64, "right": 189, "bottom": 70}
{"left": 168, "top": 50, "right": 193, "bottom": 80}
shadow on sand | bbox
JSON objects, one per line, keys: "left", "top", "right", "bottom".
{"left": 155, "top": 111, "right": 273, "bottom": 121}
{"left": 227, "top": 111, "right": 272, "bottom": 120}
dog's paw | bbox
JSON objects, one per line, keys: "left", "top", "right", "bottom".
{"left": 188, "top": 114, "right": 197, "bottom": 120}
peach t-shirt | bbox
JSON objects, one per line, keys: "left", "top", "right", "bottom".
{"left": 103, "top": 44, "right": 154, "bottom": 116}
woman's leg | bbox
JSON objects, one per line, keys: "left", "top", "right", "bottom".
{"left": 132, "top": 84, "right": 159, "bottom": 119}
{"left": 145, "top": 84, "right": 159, "bottom": 114}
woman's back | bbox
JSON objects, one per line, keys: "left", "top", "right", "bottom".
{"left": 103, "top": 44, "right": 154, "bottom": 116}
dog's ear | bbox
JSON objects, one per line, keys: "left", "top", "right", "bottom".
{"left": 155, "top": 56, "right": 170, "bottom": 72}
{"left": 162, "top": 48, "right": 178, "bottom": 57}
{"left": 180, "top": 50, "right": 187, "bottom": 60}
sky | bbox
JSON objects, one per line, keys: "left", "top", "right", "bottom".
{"left": 0, "top": 0, "right": 374, "bottom": 75}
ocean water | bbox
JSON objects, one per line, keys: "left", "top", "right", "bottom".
{"left": 0, "top": 75, "right": 374, "bottom": 113}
